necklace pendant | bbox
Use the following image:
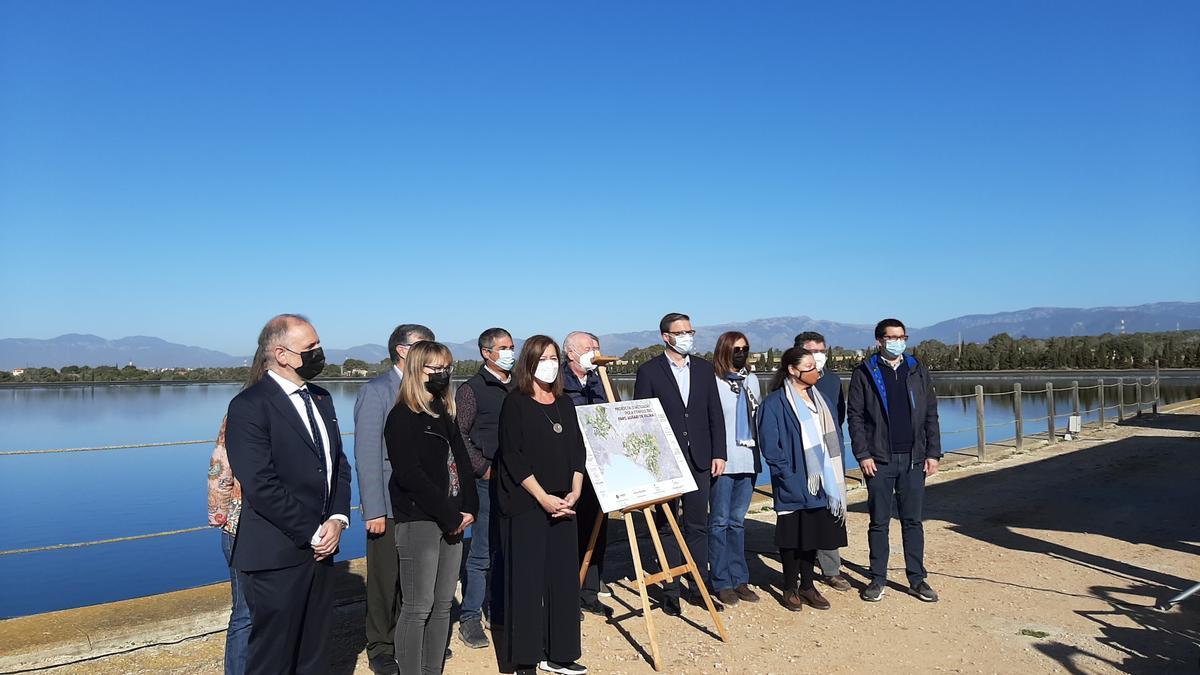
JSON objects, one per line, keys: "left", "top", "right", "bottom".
{"left": 552, "top": 422, "right": 563, "bottom": 434}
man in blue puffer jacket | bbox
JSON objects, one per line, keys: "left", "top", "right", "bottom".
{"left": 847, "top": 318, "right": 942, "bottom": 604}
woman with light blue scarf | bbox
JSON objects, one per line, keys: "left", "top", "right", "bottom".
{"left": 708, "top": 331, "right": 763, "bottom": 607}
{"left": 757, "top": 347, "right": 848, "bottom": 612}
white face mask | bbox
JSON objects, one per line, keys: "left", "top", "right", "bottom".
{"left": 534, "top": 359, "right": 559, "bottom": 384}
{"left": 493, "top": 348, "right": 516, "bottom": 371}
{"left": 669, "top": 333, "right": 694, "bottom": 355}
{"left": 812, "top": 352, "right": 828, "bottom": 372}
{"left": 578, "top": 350, "right": 598, "bottom": 372}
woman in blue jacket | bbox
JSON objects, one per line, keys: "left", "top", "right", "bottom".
{"left": 757, "top": 347, "right": 848, "bottom": 611}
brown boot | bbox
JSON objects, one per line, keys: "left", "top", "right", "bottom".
{"left": 782, "top": 589, "right": 805, "bottom": 612}
{"left": 819, "top": 574, "right": 852, "bottom": 592}
{"left": 734, "top": 584, "right": 760, "bottom": 603}
{"left": 796, "top": 587, "right": 831, "bottom": 610}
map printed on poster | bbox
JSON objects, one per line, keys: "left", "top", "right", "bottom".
{"left": 575, "top": 398, "right": 698, "bottom": 513}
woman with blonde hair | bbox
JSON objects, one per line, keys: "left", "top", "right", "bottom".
{"left": 384, "top": 341, "right": 479, "bottom": 675}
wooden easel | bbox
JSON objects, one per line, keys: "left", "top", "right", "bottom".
{"left": 577, "top": 358, "right": 728, "bottom": 671}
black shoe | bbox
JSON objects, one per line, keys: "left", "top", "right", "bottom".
{"left": 908, "top": 581, "right": 939, "bottom": 603}
{"left": 516, "top": 667, "right": 537, "bottom": 675}
{"left": 367, "top": 654, "right": 399, "bottom": 675}
{"left": 458, "top": 618, "right": 489, "bottom": 649}
{"left": 539, "top": 660, "right": 588, "bottom": 674}
{"left": 661, "top": 595, "right": 682, "bottom": 616}
{"left": 444, "top": 647, "right": 453, "bottom": 660}
{"left": 860, "top": 580, "right": 885, "bottom": 602}
{"left": 581, "top": 597, "right": 613, "bottom": 618}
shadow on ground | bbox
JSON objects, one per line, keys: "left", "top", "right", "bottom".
{"left": 323, "top": 414, "right": 1199, "bottom": 673}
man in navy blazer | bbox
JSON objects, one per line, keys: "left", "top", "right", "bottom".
{"left": 634, "top": 312, "right": 727, "bottom": 615}
{"left": 226, "top": 314, "right": 352, "bottom": 675}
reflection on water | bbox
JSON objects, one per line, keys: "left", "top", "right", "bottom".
{"left": 0, "top": 372, "right": 1195, "bottom": 618}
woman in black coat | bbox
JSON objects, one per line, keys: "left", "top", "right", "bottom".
{"left": 384, "top": 341, "right": 478, "bottom": 675}
{"left": 494, "top": 335, "right": 588, "bottom": 675}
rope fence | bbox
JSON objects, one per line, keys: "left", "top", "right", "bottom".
{"left": 0, "top": 372, "right": 1166, "bottom": 557}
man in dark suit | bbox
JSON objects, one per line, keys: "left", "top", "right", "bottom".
{"left": 634, "top": 312, "right": 727, "bottom": 615}
{"left": 226, "top": 314, "right": 352, "bottom": 675}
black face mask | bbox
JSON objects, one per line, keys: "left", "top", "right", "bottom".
{"left": 293, "top": 347, "right": 326, "bottom": 381}
{"left": 731, "top": 351, "right": 749, "bottom": 370}
{"left": 425, "top": 371, "right": 451, "bottom": 396}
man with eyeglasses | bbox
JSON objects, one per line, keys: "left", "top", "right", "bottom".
{"left": 634, "top": 312, "right": 727, "bottom": 616}
{"left": 354, "top": 323, "right": 435, "bottom": 674}
{"left": 455, "top": 327, "right": 516, "bottom": 649}
{"left": 847, "top": 318, "right": 942, "bottom": 604}
{"left": 794, "top": 331, "right": 850, "bottom": 592}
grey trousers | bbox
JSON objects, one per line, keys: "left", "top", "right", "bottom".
{"left": 394, "top": 521, "right": 463, "bottom": 675}
{"left": 365, "top": 517, "right": 401, "bottom": 659}
{"left": 817, "top": 548, "right": 842, "bottom": 577}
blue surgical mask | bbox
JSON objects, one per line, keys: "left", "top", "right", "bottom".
{"left": 883, "top": 339, "right": 906, "bottom": 358}
{"left": 493, "top": 348, "right": 516, "bottom": 371}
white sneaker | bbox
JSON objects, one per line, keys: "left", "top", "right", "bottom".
{"left": 538, "top": 660, "right": 588, "bottom": 674}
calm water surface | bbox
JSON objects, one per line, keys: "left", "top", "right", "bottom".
{"left": 2, "top": 372, "right": 1195, "bottom": 617}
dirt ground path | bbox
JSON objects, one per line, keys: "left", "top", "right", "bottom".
{"left": 33, "top": 411, "right": 1199, "bottom": 674}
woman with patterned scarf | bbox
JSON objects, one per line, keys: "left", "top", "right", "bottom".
{"left": 708, "top": 331, "right": 764, "bottom": 607}
{"left": 757, "top": 347, "right": 849, "bottom": 612}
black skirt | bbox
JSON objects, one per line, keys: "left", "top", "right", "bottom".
{"left": 774, "top": 507, "right": 847, "bottom": 551}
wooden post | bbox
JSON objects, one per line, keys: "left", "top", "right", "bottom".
{"left": 1135, "top": 380, "right": 1143, "bottom": 418}
{"left": 1013, "top": 383, "right": 1023, "bottom": 452}
{"left": 1117, "top": 380, "right": 1125, "bottom": 422}
{"left": 974, "top": 385, "right": 986, "bottom": 460}
{"left": 1045, "top": 382, "right": 1056, "bottom": 444}
{"left": 1154, "top": 360, "right": 1161, "bottom": 415}
{"left": 1071, "top": 381, "right": 1080, "bottom": 417}
{"left": 1098, "top": 379, "right": 1105, "bottom": 427}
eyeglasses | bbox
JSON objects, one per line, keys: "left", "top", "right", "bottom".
{"left": 667, "top": 330, "right": 696, "bottom": 337}
{"left": 424, "top": 364, "right": 453, "bottom": 374}
{"left": 731, "top": 346, "right": 750, "bottom": 354}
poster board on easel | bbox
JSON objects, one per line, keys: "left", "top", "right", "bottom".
{"left": 575, "top": 360, "right": 727, "bottom": 671}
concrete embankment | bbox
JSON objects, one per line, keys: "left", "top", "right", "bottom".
{"left": 3, "top": 400, "right": 1198, "bottom": 674}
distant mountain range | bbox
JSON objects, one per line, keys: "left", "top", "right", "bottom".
{"left": 2, "top": 302, "right": 1197, "bottom": 370}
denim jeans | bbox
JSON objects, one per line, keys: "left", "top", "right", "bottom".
{"left": 460, "top": 477, "right": 490, "bottom": 623}
{"left": 395, "top": 521, "right": 463, "bottom": 675}
{"left": 220, "top": 531, "right": 251, "bottom": 675}
{"left": 866, "top": 452, "right": 927, "bottom": 587}
{"left": 708, "top": 473, "right": 754, "bottom": 592}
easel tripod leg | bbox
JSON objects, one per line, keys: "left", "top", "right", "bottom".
{"left": 579, "top": 510, "right": 605, "bottom": 588}
{"left": 662, "top": 505, "right": 728, "bottom": 641}
{"left": 623, "top": 511, "right": 662, "bottom": 670}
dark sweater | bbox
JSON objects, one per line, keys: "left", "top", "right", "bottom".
{"left": 495, "top": 393, "right": 586, "bottom": 517}
{"left": 881, "top": 358, "right": 915, "bottom": 454}
{"left": 455, "top": 366, "right": 513, "bottom": 476}
{"left": 384, "top": 400, "right": 479, "bottom": 534}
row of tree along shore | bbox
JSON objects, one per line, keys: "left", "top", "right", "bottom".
{"left": 3, "top": 329, "right": 1198, "bottom": 384}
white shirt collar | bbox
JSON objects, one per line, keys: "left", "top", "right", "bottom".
{"left": 668, "top": 354, "right": 690, "bottom": 370}
{"left": 484, "top": 363, "right": 511, "bottom": 383}
{"left": 393, "top": 364, "right": 404, "bottom": 379}
{"left": 267, "top": 369, "right": 305, "bottom": 395}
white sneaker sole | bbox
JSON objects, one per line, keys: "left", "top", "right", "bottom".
{"left": 538, "top": 661, "right": 588, "bottom": 675}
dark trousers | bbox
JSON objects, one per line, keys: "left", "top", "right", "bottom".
{"left": 497, "top": 507, "right": 581, "bottom": 667}
{"left": 460, "top": 477, "right": 492, "bottom": 623}
{"left": 656, "top": 461, "right": 711, "bottom": 600}
{"left": 365, "top": 517, "right": 402, "bottom": 660}
{"left": 865, "top": 452, "right": 927, "bottom": 586}
{"left": 241, "top": 558, "right": 334, "bottom": 675}
{"left": 576, "top": 476, "right": 608, "bottom": 602}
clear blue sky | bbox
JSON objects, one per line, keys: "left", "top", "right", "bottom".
{"left": 2, "top": 2, "right": 1197, "bottom": 352}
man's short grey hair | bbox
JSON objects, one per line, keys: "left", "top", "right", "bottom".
{"left": 478, "top": 327, "right": 512, "bottom": 354}
{"left": 247, "top": 314, "right": 310, "bottom": 387}
{"left": 564, "top": 331, "right": 599, "bottom": 354}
